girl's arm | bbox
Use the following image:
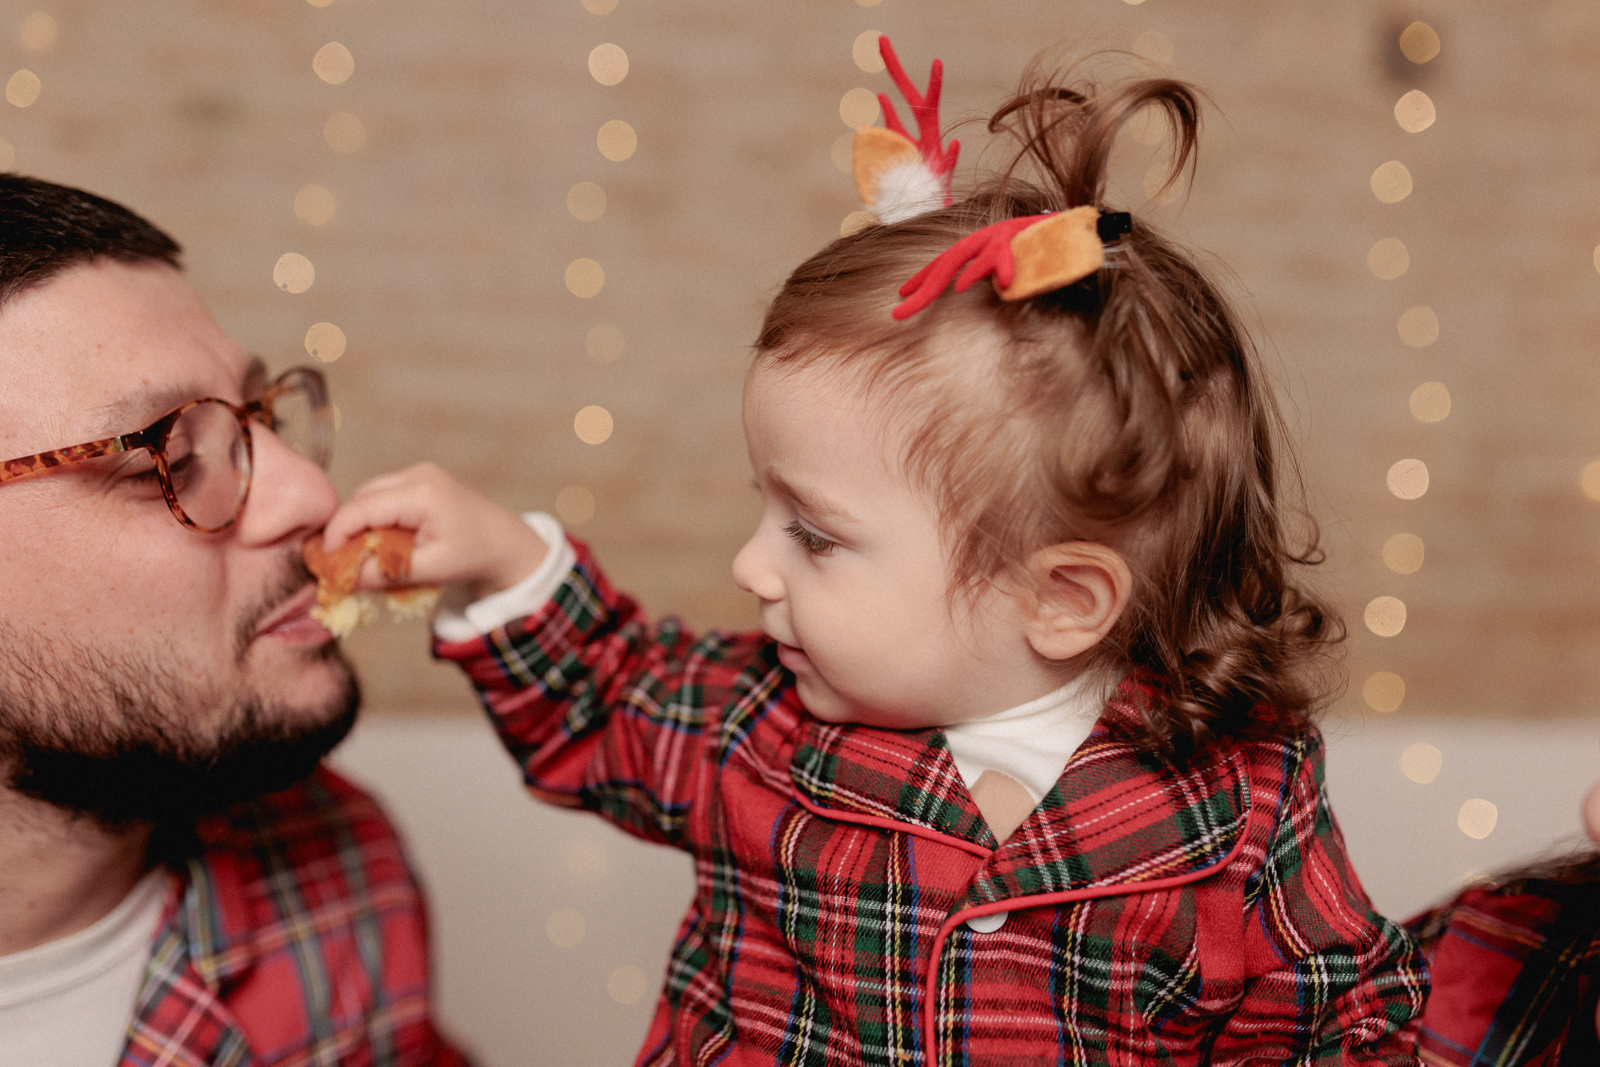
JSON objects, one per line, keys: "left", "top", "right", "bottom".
{"left": 323, "top": 464, "right": 771, "bottom": 851}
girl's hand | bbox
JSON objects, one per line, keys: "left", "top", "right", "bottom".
{"left": 320, "top": 463, "right": 549, "bottom": 601}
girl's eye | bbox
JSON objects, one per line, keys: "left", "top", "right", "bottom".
{"left": 784, "top": 520, "right": 836, "bottom": 557}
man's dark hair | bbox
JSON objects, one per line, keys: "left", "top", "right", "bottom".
{"left": 0, "top": 174, "right": 182, "bottom": 306}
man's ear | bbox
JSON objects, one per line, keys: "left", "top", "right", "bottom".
{"left": 1021, "top": 542, "right": 1132, "bottom": 662}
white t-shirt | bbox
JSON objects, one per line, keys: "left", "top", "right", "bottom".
{"left": 0, "top": 867, "right": 170, "bottom": 1067}
{"left": 436, "top": 512, "right": 1104, "bottom": 799}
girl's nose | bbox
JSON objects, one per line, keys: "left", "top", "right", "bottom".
{"left": 732, "top": 529, "right": 784, "bottom": 602}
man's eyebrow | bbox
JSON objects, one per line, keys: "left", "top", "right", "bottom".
{"left": 90, "top": 357, "right": 266, "bottom": 436}
{"left": 766, "top": 471, "right": 857, "bottom": 525}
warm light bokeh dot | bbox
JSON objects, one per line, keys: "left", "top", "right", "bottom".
{"left": 1394, "top": 89, "right": 1436, "bottom": 133}
{"left": 306, "top": 0, "right": 335, "bottom": 7}
{"left": 1131, "top": 31, "right": 1174, "bottom": 66}
{"left": 1364, "top": 596, "right": 1407, "bottom": 638}
{"left": 1129, "top": 106, "right": 1166, "bottom": 146}
{"left": 1458, "top": 799, "right": 1498, "bottom": 840}
{"left": 313, "top": 42, "right": 354, "bottom": 85}
{"left": 1363, "top": 671, "right": 1406, "bottom": 713}
{"left": 555, "top": 485, "right": 596, "bottom": 526}
{"left": 1400, "top": 743, "right": 1441, "bottom": 784}
{"left": 1382, "top": 533, "right": 1425, "bottom": 575}
{"left": 324, "top": 110, "right": 366, "bottom": 153}
{"left": 1399, "top": 22, "right": 1440, "bottom": 64}
{"left": 19, "top": 12, "right": 56, "bottom": 51}
{"left": 597, "top": 119, "right": 637, "bottom": 161}
{"left": 6, "top": 69, "right": 40, "bottom": 108}
{"left": 1370, "top": 161, "right": 1413, "bottom": 204}
{"left": 304, "top": 322, "right": 346, "bottom": 363}
{"left": 1387, "top": 458, "right": 1429, "bottom": 500}
{"left": 273, "top": 253, "right": 315, "bottom": 294}
{"left": 1409, "top": 381, "right": 1451, "bottom": 424}
{"left": 546, "top": 907, "right": 586, "bottom": 949}
{"left": 1398, "top": 305, "right": 1439, "bottom": 348}
{"left": 854, "top": 0, "right": 884, "bottom": 7}
{"left": 574, "top": 405, "right": 614, "bottom": 445}
{"left": 585, "top": 324, "right": 624, "bottom": 362}
{"left": 293, "top": 184, "right": 337, "bottom": 226}
{"left": 567, "top": 181, "right": 607, "bottom": 222}
{"left": 841, "top": 211, "right": 875, "bottom": 237}
{"left": 839, "top": 88, "right": 880, "bottom": 130}
{"left": 1580, "top": 460, "right": 1600, "bottom": 502}
{"left": 588, "top": 43, "right": 629, "bottom": 86}
{"left": 582, "top": 0, "right": 619, "bottom": 13}
{"left": 853, "top": 31, "right": 884, "bottom": 73}
{"left": 1367, "top": 237, "right": 1409, "bottom": 280}
{"left": 565, "top": 258, "right": 605, "bottom": 298}
{"left": 607, "top": 965, "right": 648, "bottom": 1004}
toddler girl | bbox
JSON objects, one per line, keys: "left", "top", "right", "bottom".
{"left": 324, "top": 43, "right": 1425, "bottom": 1066}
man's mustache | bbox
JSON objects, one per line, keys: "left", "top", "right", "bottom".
{"left": 233, "top": 546, "right": 320, "bottom": 663}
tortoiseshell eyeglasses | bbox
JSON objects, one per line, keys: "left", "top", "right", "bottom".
{"left": 0, "top": 366, "right": 332, "bottom": 532}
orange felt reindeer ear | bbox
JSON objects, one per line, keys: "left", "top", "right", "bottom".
{"left": 998, "top": 207, "right": 1106, "bottom": 301}
{"left": 852, "top": 37, "right": 960, "bottom": 224}
{"left": 892, "top": 207, "right": 1132, "bottom": 320}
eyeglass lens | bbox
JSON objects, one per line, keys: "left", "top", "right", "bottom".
{"left": 166, "top": 400, "right": 251, "bottom": 531}
{"left": 165, "top": 373, "right": 329, "bottom": 531}
{"left": 268, "top": 370, "right": 331, "bottom": 468}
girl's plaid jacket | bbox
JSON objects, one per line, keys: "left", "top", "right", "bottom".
{"left": 437, "top": 540, "right": 1427, "bottom": 1066}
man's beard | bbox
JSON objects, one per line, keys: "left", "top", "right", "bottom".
{"left": 0, "top": 554, "right": 361, "bottom": 829}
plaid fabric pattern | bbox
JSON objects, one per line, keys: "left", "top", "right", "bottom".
{"left": 438, "top": 540, "right": 1426, "bottom": 1066}
{"left": 1406, "top": 865, "right": 1600, "bottom": 1067}
{"left": 117, "top": 766, "right": 467, "bottom": 1067}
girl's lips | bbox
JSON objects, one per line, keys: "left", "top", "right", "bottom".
{"left": 776, "top": 643, "right": 811, "bottom": 672}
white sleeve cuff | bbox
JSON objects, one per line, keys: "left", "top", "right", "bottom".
{"left": 431, "top": 512, "right": 577, "bottom": 642}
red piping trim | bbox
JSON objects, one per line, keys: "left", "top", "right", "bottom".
{"left": 918, "top": 814, "right": 1252, "bottom": 1064}
{"left": 792, "top": 788, "right": 995, "bottom": 859}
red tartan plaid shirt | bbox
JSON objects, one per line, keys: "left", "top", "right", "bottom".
{"left": 436, "top": 540, "right": 1427, "bottom": 1067}
{"left": 116, "top": 766, "right": 467, "bottom": 1067}
{"left": 1406, "top": 861, "right": 1600, "bottom": 1067}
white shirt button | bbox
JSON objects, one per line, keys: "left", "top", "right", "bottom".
{"left": 964, "top": 910, "right": 1007, "bottom": 933}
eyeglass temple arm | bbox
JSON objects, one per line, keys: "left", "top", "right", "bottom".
{"left": 0, "top": 433, "right": 142, "bottom": 485}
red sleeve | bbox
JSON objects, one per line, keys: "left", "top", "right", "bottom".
{"left": 433, "top": 538, "right": 773, "bottom": 850}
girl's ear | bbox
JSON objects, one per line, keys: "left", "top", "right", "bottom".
{"left": 1021, "top": 542, "right": 1132, "bottom": 661}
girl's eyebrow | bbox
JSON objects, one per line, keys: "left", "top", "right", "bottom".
{"left": 765, "top": 470, "right": 857, "bottom": 525}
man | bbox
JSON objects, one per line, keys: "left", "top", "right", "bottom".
{"left": 0, "top": 175, "right": 464, "bottom": 1065}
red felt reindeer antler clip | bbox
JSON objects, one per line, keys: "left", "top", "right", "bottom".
{"left": 852, "top": 37, "right": 960, "bottom": 224}
{"left": 891, "top": 207, "right": 1132, "bottom": 320}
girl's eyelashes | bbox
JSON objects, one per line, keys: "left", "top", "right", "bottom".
{"left": 783, "top": 520, "right": 836, "bottom": 556}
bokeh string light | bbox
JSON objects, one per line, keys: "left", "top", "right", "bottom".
{"left": 1360, "top": 23, "right": 1496, "bottom": 842}
{"left": 6, "top": 69, "right": 40, "bottom": 108}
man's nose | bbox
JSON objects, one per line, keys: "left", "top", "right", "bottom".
{"left": 235, "top": 422, "right": 340, "bottom": 546}
{"left": 731, "top": 529, "right": 783, "bottom": 602}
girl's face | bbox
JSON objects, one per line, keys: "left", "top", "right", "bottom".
{"left": 732, "top": 362, "right": 1062, "bottom": 730}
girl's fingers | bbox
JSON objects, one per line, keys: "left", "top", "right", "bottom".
{"left": 322, "top": 489, "right": 437, "bottom": 551}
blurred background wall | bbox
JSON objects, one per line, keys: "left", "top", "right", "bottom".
{"left": 6, "top": 0, "right": 1600, "bottom": 1062}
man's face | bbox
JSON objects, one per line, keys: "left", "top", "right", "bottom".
{"left": 0, "top": 259, "right": 354, "bottom": 824}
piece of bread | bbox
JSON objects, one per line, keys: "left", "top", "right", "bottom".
{"left": 302, "top": 527, "right": 441, "bottom": 638}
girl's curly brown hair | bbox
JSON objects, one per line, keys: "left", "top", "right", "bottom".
{"left": 754, "top": 58, "right": 1344, "bottom": 760}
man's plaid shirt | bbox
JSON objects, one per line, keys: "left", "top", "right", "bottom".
{"left": 117, "top": 767, "right": 465, "bottom": 1067}
{"left": 438, "top": 540, "right": 1426, "bottom": 1066}
{"left": 1407, "top": 857, "right": 1600, "bottom": 1067}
